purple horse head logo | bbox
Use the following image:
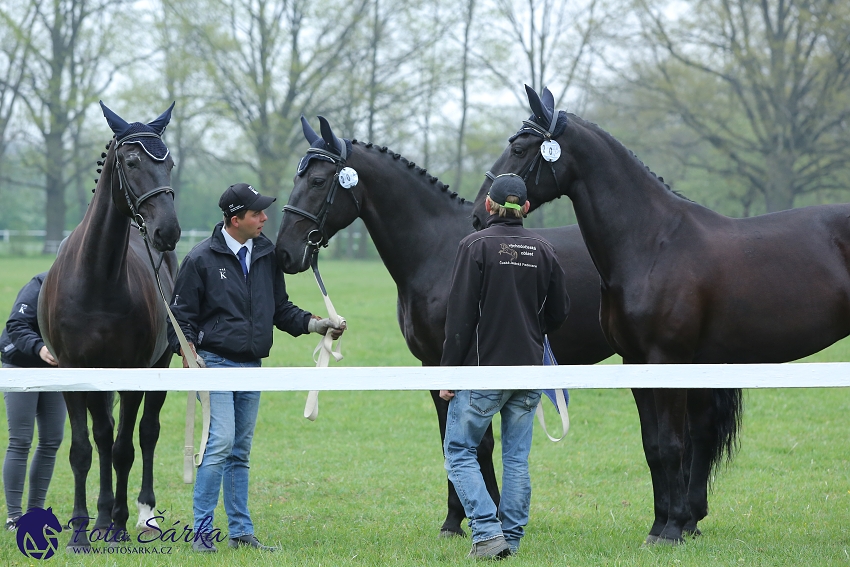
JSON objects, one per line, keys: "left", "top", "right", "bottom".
{"left": 16, "top": 507, "right": 62, "bottom": 560}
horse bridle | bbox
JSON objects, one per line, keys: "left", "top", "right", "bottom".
{"left": 112, "top": 132, "right": 175, "bottom": 234}
{"left": 282, "top": 146, "right": 361, "bottom": 254}
{"left": 484, "top": 119, "right": 562, "bottom": 194}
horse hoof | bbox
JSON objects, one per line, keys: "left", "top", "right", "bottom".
{"left": 66, "top": 543, "right": 91, "bottom": 553}
{"left": 683, "top": 527, "right": 702, "bottom": 538}
{"left": 439, "top": 528, "right": 467, "bottom": 539}
{"left": 655, "top": 536, "right": 684, "bottom": 546}
{"left": 137, "top": 527, "right": 159, "bottom": 539}
{"left": 643, "top": 535, "right": 659, "bottom": 545}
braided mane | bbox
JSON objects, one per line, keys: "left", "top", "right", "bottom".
{"left": 351, "top": 139, "right": 467, "bottom": 204}
{"left": 573, "top": 115, "right": 693, "bottom": 202}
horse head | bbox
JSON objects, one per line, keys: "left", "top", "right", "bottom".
{"left": 471, "top": 85, "right": 573, "bottom": 231}
{"left": 277, "top": 116, "right": 362, "bottom": 274}
{"left": 100, "top": 101, "right": 181, "bottom": 252}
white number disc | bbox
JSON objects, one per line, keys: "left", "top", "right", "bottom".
{"left": 540, "top": 140, "right": 561, "bottom": 162}
{"left": 338, "top": 167, "right": 359, "bottom": 189}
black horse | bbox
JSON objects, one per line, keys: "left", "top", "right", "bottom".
{"left": 38, "top": 102, "right": 180, "bottom": 548}
{"left": 276, "top": 116, "right": 613, "bottom": 537}
{"left": 469, "top": 84, "right": 850, "bottom": 544}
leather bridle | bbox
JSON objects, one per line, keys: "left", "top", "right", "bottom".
{"left": 112, "top": 132, "right": 175, "bottom": 234}
{"left": 484, "top": 119, "right": 562, "bottom": 195}
{"left": 283, "top": 146, "right": 361, "bottom": 254}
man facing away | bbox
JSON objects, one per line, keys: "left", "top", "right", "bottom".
{"left": 440, "top": 173, "right": 569, "bottom": 559}
{"left": 168, "top": 183, "right": 343, "bottom": 552}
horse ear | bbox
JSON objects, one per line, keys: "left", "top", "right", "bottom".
{"left": 100, "top": 101, "right": 130, "bottom": 136}
{"left": 524, "top": 84, "right": 551, "bottom": 127}
{"left": 317, "top": 115, "right": 342, "bottom": 155}
{"left": 301, "top": 115, "right": 320, "bottom": 145}
{"left": 147, "top": 101, "right": 175, "bottom": 135}
{"left": 541, "top": 87, "right": 555, "bottom": 114}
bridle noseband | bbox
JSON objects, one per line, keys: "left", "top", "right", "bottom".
{"left": 283, "top": 146, "right": 361, "bottom": 254}
{"left": 112, "top": 132, "right": 174, "bottom": 235}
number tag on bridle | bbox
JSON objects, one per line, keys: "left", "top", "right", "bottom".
{"left": 338, "top": 167, "right": 359, "bottom": 189}
{"left": 541, "top": 140, "right": 561, "bottom": 162}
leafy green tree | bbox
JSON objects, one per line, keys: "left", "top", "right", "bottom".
{"left": 165, "top": 0, "right": 371, "bottom": 231}
{"left": 628, "top": 0, "right": 850, "bottom": 212}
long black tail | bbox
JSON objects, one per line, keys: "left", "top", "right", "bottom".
{"left": 708, "top": 387, "right": 743, "bottom": 476}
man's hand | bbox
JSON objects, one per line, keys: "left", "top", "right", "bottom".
{"left": 39, "top": 345, "right": 58, "bottom": 367}
{"left": 180, "top": 343, "right": 206, "bottom": 369}
{"left": 439, "top": 390, "right": 455, "bottom": 401}
{"left": 308, "top": 316, "right": 346, "bottom": 340}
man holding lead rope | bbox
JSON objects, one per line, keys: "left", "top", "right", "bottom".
{"left": 168, "top": 183, "right": 344, "bottom": 552}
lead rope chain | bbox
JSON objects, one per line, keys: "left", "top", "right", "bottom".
{"left": 304, "top": 252, "right": 346, "bottom": 420}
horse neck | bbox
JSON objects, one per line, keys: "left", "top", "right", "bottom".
{"left": 73, "top": 143, "right": 133, "bottom": 285}
{"left": 563, "top": 123, "right": 687, "bottom": 283}
{"left": 350, "top": 145, "right": 473, "bottom": 291}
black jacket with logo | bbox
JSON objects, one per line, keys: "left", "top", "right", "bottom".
{"left": 167, "top": 223, "right": 311, "bottom": 362}
{"left": 1, "top": 273, "right": 50, "bottom": 367}
{"left": 441, "top": 215, "right": 569, "bottom": 366}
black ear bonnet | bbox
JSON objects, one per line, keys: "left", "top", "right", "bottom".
{"left": 297, "top": 115, "right": 353, "bottom": 175}
{"left": 509, "top": 85, "right": 568, "bottom": 142}
{"left": 100, "top": 101, "right": 174, "bottom": 161}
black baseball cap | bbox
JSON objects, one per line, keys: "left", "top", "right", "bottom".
{"left": 489, "top": 173, "right": 527, "bottom": 207}
{"left": 219, "top": 183, "right": 276, "bottom": 216}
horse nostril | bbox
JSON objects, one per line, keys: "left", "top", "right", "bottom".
{"left": 472, "top": 216, "right": 481, "bottom": 231}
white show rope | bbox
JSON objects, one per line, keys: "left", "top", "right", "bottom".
{"left": 536, "top": 389, "right": 569, "bottom": 442}
{"left": 304, "top": 261, "right": 346, "bottom": 421}
{"left": 162, "top": 301, "right": 209, "bottom": 485}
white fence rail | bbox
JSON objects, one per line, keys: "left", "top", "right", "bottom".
{"left": 1, "top": 363, "right": 849, "bottom": 392}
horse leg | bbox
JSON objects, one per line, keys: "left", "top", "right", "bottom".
{"left": 136, "top": 390, "right": 166, "bottom": 534}
{"left": 683, "top": 389, "right": 715, "bottom": 536}
{"left": 112, "top": 392, "right": 142, "bottom": 541}
{"left": 654, "top": 388, "right": 690, "bottom": 544}
{"left": 87, "top": 392, "right": 115, "bottom": 534}
{"left": 430, "top": 390, "right": 499, "bottom": 538}
{"left": 631, "top": 388, "right": 667, "bottom": 543}
{"left": 64, "top": 392, "right": 93, "bottom": 549}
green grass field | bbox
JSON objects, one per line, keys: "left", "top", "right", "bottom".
{"left": 0, "top": 256, "right": 849, "bottom": 566}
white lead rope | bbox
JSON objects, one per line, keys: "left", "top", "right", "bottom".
{"left": 535, "top": 389, "right": 570, "bottom": 442}
{"left": 304, "top": 256, "right": 346, "bottom": 421}
{"left": 161, "top": 299, "right": 210, "bottom": 484}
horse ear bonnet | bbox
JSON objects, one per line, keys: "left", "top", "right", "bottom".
{"left": 509, "top": 85, "right": 568, "bottom": 142}
{"left": 99, "top": 100, "right": 173, "bottom": 161}
{"left": 296, "top": 115, "right": 354, "bottom": 176}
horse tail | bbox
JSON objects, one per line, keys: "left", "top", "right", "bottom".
{"left": 709, "top": 387, "right": 743, "bottom": 476}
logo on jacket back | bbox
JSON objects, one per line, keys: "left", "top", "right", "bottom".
{"left": 18, "top": 303, "right": 28, "bottom": 314}
{"left": 219, "top": 268, "right": 227, "bottom": 280}
{"left": 498, "top": 244, "right": 518, "bottom": 262}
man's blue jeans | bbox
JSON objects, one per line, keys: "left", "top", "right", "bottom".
{"left": 444, "top": 389, "right": 541, "bottom": 551}
{"left": 194, "top": 350, "right": 261, "bottom": 539}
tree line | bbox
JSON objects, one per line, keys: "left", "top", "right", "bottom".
{"left": 1, "top": 0, "right": 849, "bottom": 255}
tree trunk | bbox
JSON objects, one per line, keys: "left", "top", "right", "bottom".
{"left": 43, "top": 130, "right": 66, "bottom": 253}
{"left": 763, "top": 153, "right": 795, "bottom": 213}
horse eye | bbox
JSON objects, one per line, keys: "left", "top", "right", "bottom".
{"left": 311, "top": 177, "right": 325, "bottom": 187}
{"left": 511, "top": 146, "right": 525, "bottom": 157}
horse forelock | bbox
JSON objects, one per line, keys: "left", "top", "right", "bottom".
{"left": 350, "top": 139, "right": 467, "bottom": 205}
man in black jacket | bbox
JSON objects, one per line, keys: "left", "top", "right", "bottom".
{"left": 440, "top": 173, "right": 568, "bottom": 559}
{"left": 168, "top": 183, "right": 343, "bottom": 552}
{"left": 1, "top": 273, "right": 66, "bottom": 531}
